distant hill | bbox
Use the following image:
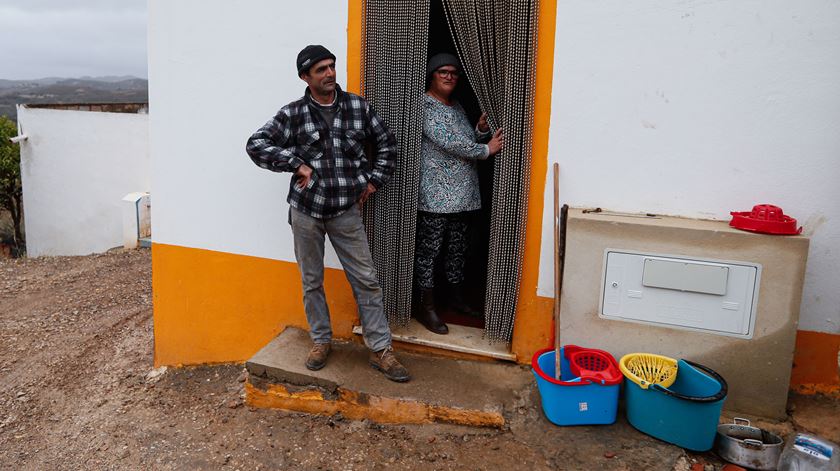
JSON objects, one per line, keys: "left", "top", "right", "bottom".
{"left": 0, "top": 76, "right": 148, "bottom": 121}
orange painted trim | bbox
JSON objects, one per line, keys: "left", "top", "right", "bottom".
{"left": 152, "top": 243, "right": 360, "bottom": 367}
{"left": 790, "top": 330, "right": 840, "bottom": 397}
{"left": 510, "top": 0, "right": 558, "bottom": 363}
{"left": 346, "top": 0, "right": 362, "bottom": 94}
{"left": 343, "top": 0, "right": 559, "bottom": 365}
{"left": 245, "top": 378, "right": 505, "bottom": 427}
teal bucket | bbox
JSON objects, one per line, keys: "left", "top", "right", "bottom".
{"left": 624, "top": 359, "right": 727, "bottom": 451}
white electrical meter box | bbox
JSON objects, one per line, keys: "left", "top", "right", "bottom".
{"left": 599, "top": 250, "right": 761, "bottom": 338}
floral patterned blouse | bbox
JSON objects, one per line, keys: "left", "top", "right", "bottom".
{"left": 418, "top": 94, "right": 490, "bottom": 213}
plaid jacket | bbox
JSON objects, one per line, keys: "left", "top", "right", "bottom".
{"left": 246, "top": 86, "right": 397, "bottom": 219}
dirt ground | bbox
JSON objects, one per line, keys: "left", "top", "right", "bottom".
{"left": 1, "top": 249, "right": 838, "bottom": 470}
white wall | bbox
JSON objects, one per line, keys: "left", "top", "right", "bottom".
{"left": 538, "top": 0, "right": 840, "bottom": 334}
{"left": 17, "top": 106, "right": 150, "bottom": 257}
{"left": 148, "top": 0, "right": 349, "bottom": 267}
{"left": 148, "top": 1, "right": 839, "bottom": 333}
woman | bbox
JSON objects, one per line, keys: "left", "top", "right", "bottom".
{"left": 414, "top": 53, "right": 504, "bottom": 335}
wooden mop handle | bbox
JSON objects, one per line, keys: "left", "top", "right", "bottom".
{"left": 553, "top": 163, "right": 561, "bottom": 380}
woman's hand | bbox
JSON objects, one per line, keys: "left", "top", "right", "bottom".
{"left": 477, "top": 113, "right": 490, "bottom": 133}
{"left": 487, "top": 128, "right": 504, "bottom": 156}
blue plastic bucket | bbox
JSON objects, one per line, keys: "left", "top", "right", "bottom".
{"left": 624, "top": 359, "right": 727, "bottom": 451}
{"left": 532, "top": 347, "right": 620, "bottom": 426}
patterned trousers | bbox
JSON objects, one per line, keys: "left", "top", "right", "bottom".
{"left": 414, "top": 211, "right": 471, "bottom": 289}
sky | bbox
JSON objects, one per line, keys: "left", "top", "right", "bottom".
{"left": 0, "top": 0, "right": 147, "bottom": 80}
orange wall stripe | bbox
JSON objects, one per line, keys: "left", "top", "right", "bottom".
{"left": 790, "top": 330, "right": 840, "bottom": 396}
{"left": 152, "top": 243, "right": 360, "bottom": 367}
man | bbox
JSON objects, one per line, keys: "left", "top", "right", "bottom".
{"left": 246, "top": 45, "right": 410, "bottom": 382}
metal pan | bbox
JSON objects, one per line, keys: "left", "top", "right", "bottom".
{"left": 715, "top": 417, "right": 783, "bottom": 471}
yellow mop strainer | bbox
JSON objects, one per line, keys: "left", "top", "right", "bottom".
{"left": 620, "top": 353, "right": 679, "bottom": 389}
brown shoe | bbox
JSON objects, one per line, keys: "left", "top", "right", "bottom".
{"left": 305, "top": 342, "right": 331, "bottom": 371}
{"left": 369, "top": 347, "right": 411, "bottom": 382}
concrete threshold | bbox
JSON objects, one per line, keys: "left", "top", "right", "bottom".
{"left": 245, "top": 327, "right": 533, "bottom": 428}
{"left": 352, "top": 320, "right": 517, "bottom": 361}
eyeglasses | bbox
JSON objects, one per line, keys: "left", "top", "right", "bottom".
{"left": 435, "top": 69, "right": 460, "bottom": 79}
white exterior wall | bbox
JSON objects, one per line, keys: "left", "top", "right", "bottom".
{"left": 148, "top": 0, "right": 349, "bottom": 268}
{"left": 538, "top": 0, "right": 840, "bottom": 334}
{"left": 17, "top": 106, "right": 149, "bottom": 257}
{"left": 147, "top": 0, "right": 839, "bottom": 333}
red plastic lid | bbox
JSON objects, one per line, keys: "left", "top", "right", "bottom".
{"left": 729, "top": 204, "right": 802, "bottom": 235}
{"left": 564, "top": 345, "right": 623, "bottom": 385}
{"left": 531, "top": 348, "right": 592, "bottom": 387}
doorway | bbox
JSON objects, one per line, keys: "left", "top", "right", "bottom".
{"left": 360, "top": 0, "right": 540, "bottom": 346}
{"left": 423, "top": 0, "right": 492, "bottom": 330}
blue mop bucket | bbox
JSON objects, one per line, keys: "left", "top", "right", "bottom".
{"left": 622, "top": 358, "right": 728, "bottom": 451}
{"left": 531, "top": 347, "right": 621, "bottom": 426}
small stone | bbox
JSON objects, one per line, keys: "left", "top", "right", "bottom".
{"left": 673, "top": 456, "right": 691, "bottom": 471}
{"left": 144, "top": 366, "right": 167, "bottom": 384}
{"left": 428, "top": 437, "right": 436, "bottom": 443}
{"left": 604, "top": 452, "right": 616, "bottom": 459}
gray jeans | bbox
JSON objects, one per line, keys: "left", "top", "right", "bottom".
{"left": 290, "top": 206, "right": 392, "bottom": 352}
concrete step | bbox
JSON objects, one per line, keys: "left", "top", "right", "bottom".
{"left": 245, "top": 327, "right": 533, "bottom": 428}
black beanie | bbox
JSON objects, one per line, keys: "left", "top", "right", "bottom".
{"left": 297, "top": 45, "right": 336, "bottom": 75}
{"left": 426, "top": 53, "right": 461, "bottom": 76}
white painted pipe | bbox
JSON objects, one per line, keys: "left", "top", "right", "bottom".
{"left": 9, "top": 134, "right": 27, "bottom": 144}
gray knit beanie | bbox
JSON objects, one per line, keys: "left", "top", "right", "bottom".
{"left": 426, "top": 53, "right": 461, "bottom": 76}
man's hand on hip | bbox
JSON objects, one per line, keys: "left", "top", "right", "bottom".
{"left": 358, "top": 183, "right": 377, "bottom": 206}
{"left": 295, "top": 164, "right": 313, "bottom": 189}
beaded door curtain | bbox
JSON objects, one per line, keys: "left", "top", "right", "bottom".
{"left": 442, "top": 0, "right": 540, "bottom": 342}
{"left": 361, "top": 0, "right": 431, "bottom": 326}
{"left": 362, "top": 0, "right": 539, "bottom": 343}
